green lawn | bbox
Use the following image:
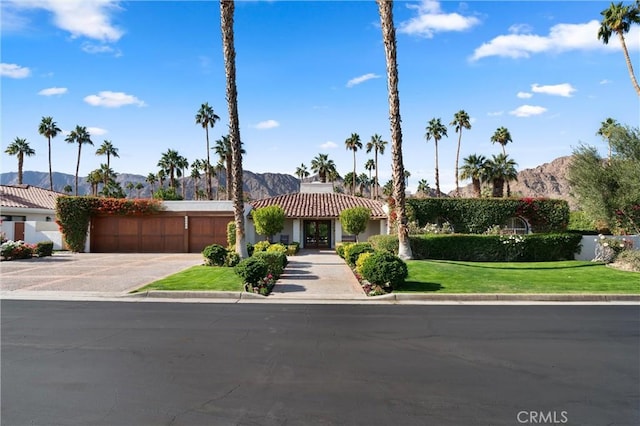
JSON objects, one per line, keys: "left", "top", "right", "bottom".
{"left": 135, "top": 265, "right": 244, "bottom": 292}
{"left": 401, "top": 260, "right": 640, "bottom": 293}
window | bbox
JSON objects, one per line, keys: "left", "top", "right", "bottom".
{"left": 501, "top": 217, "right": 529, "bottom": 234}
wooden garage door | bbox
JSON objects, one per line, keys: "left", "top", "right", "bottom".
{"left": 91, "top": 215, "right": 184, "bottom": 253}
{"left": 91, "top": 214, "right": 234, "bottom": 253}
{"left": 188, "top": 216, "right": 230, "bottom": 253}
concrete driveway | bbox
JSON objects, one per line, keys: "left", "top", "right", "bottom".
{"left": 1, "top": 252, "right": 203, "bottom": 295}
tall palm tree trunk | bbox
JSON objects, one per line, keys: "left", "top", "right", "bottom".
{"left": 377, "top": 0, "right": 412, "bottom": 260}
{"left": 17, "top": 154, "right": 24, "bottom": 185}
{"left": 205, "top": 127, "right": 212, "bottom": 200}
{"left": 618, "top": 32, "right": 640, "bottom": 96}
{"left": 226, "top": 157, "right": 232, "bottom": 200}
{"left": 75, "top": 145, "right": 83, "bottom": 196}
{"left": 221, "top": 0, "right": 248, "bottom": 258}
{"left": 455, "top": 130, "right": 462, "bottom": 197}
{"left": 374, "top": 149, "right": 379, "bottom": 199}
{"left": 434, "top": 139, "right": 440, "bottom": 197}
{"left": 47, "top": 137, "right": 53, "bottom": 190}
{"left": 472, "top": 178, "right": 481, "bottom": 198}
{"left": 352, "top": 151, "right": 356, "bottom": 195}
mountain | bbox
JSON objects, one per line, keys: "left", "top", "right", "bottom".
{"left": 0, "top": 170, "right": 301, "bottom": 201}
{"left": 452, "top": 155, "right": 577, "bottom": 208}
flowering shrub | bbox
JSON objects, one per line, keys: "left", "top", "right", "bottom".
{"left": 593, "top": 234, "right": 633, "bottom": 263}
{"left": 1, "top": 240, "right": 35, "bottom": 260}
{"left": 500, "top": 234, "right": 526, "bottom": 261}
{"left": 408, "top": 221, "right": 454, "bottom": 235}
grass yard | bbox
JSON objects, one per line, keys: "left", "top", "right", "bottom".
{"left": 401, "top": 260, "right": 640, "bottom": 294}
{"left": 134, "top": 265, "right": 244, "bottom": 292}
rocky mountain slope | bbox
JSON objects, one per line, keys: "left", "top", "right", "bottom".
{"left": 2, "top": 156, "right": 577, "bottom": 206}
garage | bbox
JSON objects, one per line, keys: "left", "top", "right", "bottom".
{"left": 90, "top": 212, "right": 233, "bottom": 253}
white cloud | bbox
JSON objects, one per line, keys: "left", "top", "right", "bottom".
{"left": 254, "top": 119, "right": 280, "bottom": 130}
{"left": 531, "top": 83, "right": 576, "bottom": 97}
{"left": 320, "top": 141, "right": 338, "bottom": 149}
{"left": 600, "top": 79, "right": 612, "bottom": 85}
{"left": 398, "top": 0, "right": 480, "bottom": 38}
{"left": 1, "top": 63, "right": 31, "bottom": 78}
{"left": 81, "top": 42, "right": 121, "bottom": 56}
{"left": 84, "top": 91, "right": 146, "bottom": 108}
{"left": 509, "top": 105, "right": 547, "bottom": 117}
{"left": 346, "top": 73, "right": 380, "bottom": 88}
{"left": 7, "top": 0, "right": 124, "bottom": 42}
{"left": 38, "top": 87, "right": 67, "bottom": 96}
{"left": 487, "top": 111, "right": 504, "bottom": 117}
{"left": 471, "top": 20, "right": 640, "bottom": 61}
{"left": 87, "top": 127, "right": 108, "bottom": 136}
{"left": 517, "top": 91, "right": 533, "bottom": 99}
{"left": 509, "top": 23, "right": 533, "bottom": 34}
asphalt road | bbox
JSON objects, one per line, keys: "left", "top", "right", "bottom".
{"left": 2, "top": 301, "right": 638, "bottom": 426}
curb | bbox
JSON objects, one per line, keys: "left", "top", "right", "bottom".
{"left": 372, "top": 293, "right": 640, "bottom": 302}
{"left": 126, "top": 291, "right": 267, "bottom": 300}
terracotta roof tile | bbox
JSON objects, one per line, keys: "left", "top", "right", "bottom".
{"left": 251, "top": 193, "right": 387, "bottom": 219}
{"left": 0, "top": 185, "right": 61, "bottom": 210}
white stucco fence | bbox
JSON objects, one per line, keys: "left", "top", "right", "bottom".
{"left": 575, "top": 235, "right": 639, "bottom": 261}
{"left": 1, "top": 221, "right": 64, "bottom": 250}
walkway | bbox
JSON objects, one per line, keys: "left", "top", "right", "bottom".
{"left": 270, "top": 250, "right": 366, "bottom": 300}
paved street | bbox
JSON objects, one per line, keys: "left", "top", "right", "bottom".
{"left": 2, "top": 301, "right": 638, "bottom": 426}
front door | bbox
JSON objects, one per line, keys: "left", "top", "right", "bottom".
{"left": 304, "top": 220, "right": 331, "bottom": 249}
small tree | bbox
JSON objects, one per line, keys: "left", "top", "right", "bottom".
{"left": 339, "top": 207, "right": 371, "bottom": 242}
{"left": 252, "top": 205, "right": 285, "bottom": 242}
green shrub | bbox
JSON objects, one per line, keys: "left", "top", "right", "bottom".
{"left": 343, "top": 242, "right": 374, "bottom": 267}
{"left": 35, "top": 241, "right": 54, "bottom": 257}
{"left": 407, "top": 198, "right": 569, "bottom": 234}
{"left": 202, "top": 244, "right": 228, "bottom": 266}
{"left": 360, "top": 251, "right": 408, "bottom": 288}
{"left": 287, "top": 242, "right": 300, "bottom": 255}
{"left": 252, "top": 251, "right": 287, "bottom": 279}
{"left": 567, "top": 211, "right": 597, "bottom": 233}
{"left": 246, "top": 243, "right": 255, "bottom": 257}
{"left": 336, "top": 243, "right": 351, "bottom": 259}
{"left": 355, "top": 251, "right": 373, "bottom": 276}
{"left": 253, "top": 240, "right": 271, "bottom": 253}
{"left": 227, "top": 221, "right": 236, "bottom": 247}
{"left": 235, "top": 257, "right": 269, "bottom": 287}
{"left": 224, "top": 251, "right": 241, "bottom": 267}
{"left": 266, "top": 243, "right": 288, "bottom": 256}
{"left": 614, "top": 250, "right": 640, "bottom": 272}
{"left": 369, "top": 233, "right": 582, "bottom": 262}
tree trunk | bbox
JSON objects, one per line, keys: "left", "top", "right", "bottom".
{"left": 75, "top": 145, "right": 82, "bottom": 196}
{"left": 374, "top": 148, "right": 379, "bottom": 199}
{"left": 455, "top": 130, "right": 462, "bottom": 197}
{"left": 618, "top": 32, "right": 640, "bottom": 96}
{"left": 221, "top": 0, "right": 248, "bottom": 258}
{"left": 205, "top": 126, "right": 212, "bottom": 200}
{"left": 18, "top": 154, "right": 24, "bottom": 185}
{"left": 48, "top": 137, "right": 53, "bottom": 190}
{"left": 377, "top": 0, "right": 412, "bottom": 260}
{"left": 472, "top": 178, "right": 481, "bottom": 198}
{"left": 434, "top": 139, "right": 440, "bottom": 197}
{"left": 226, "top": 156, "right": 232, "bottom": 200}
{"left": 352, "top": 151, "right": 356, "bottom": 195}
{"left": 493, "top": 178, "right": 504, "bottom": 198}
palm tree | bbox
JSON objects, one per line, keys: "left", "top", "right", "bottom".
{"left": 190, "top": 159, "right": 203, "bottom": 199}
{"left": 310, "top": 153, "right": 337, "bottom": 183}
{"left": 98, "top": 164, "right": 116, "bottom": 196}
{"left": 598, "top": 1, "right": 640, "bottom": 96}
{"left": 344, "top": 133, "right": 363, "bottom": 195}
{"left": 157, "top": 149, "right": 186, "bottom": 189}
{"left": 214, "top": 135, "right": 245, "bottom": 200}
{"left": 295, "top": 163, "right": 310, "bottom": 181}
{"left": 450, "top": 110, "right": 472, "bottom": 196}
{"left": 404, "top": 170, "right": 411, "bottom": 187}
{"left": 377, "top": 0, "right": 412, "bottom": 259}
{"left": 146, "top": 173, "right": 157, "bottom": 193}
{"left": 459, "top": 154, "right": 487, "bottom": 198}
{"left": 327, "top": 168, "right": 340, "bottom": 191}
{"left": 95, "top": 140, "right": 119, "bottom": 187}
{"left": 596, "top": 117, "right": 619, "bottom": 160}
{"left": 425, "top": 117, "right": 448, "bottom": 197}
{"left": 125, "top": 182, "right": 135, "bottom": 198}
{"left": 195, "top": 102, "right": 220, "bottom": 199}
{"left": 86, "top": 170, "right": 102, "bottom": 196}
{"left": 5, "top": 137, "right": 35, "bottom": 185}
{"left": 65, "top": 126, "right": 93, "bottom": 196}
{"left": 366, "top": 134, "right": 388, "bottom": 199}
{"left": 63, "top": 184, "right": 73, "bottom": 194}
{"left": 38, "top": 116, "right": 61, "bottom": 190}
{"left": 484, "top": 153, "right": 518, "bottom": 198}
{"left": 220, "top": 0, "right": 248, "bottom": 258}
{"left": 135, "top": 183, "right": 144, "bottom": 198}
{"left": 417, "top": 179, "right": 430, "bottom": 198}
{"left": 490, "top": 126, "right": 513, "bottom": 196}
{"left": 364, "top": 159, "right": 375, "bottom": 199}
{"left": 358, "top": 173, "right": 369, "bottom": 196}
{"left": 215, "top": 160, "right": 225, "bottom": 199}
{"left": 157, "top": 170, "right": 167, "bottom": 188}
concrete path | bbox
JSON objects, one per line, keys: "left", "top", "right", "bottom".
{"left": 270, "top": 250, "right": 366, "bottom": 299}
{"left": 0, "top": 252, "right": 203, "bottom": 295}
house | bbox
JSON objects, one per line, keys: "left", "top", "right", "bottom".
{"left": 0, "top": 184, "right": 64, "bottom": 248}
{"left": 248, "top": 183, "right": 388, "bottom": 249}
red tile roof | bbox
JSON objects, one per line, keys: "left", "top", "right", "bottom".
{"left": 0, "top": 185, "right": 61, "bottom": 210}
{"left": 251, "top": 193, "right": 387, "bottom": 219}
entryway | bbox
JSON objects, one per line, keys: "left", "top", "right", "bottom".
{"left": 303, "top": 220, "right": 331, "bottom": 249}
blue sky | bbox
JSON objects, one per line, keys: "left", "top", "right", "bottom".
{"left": 2, "top": 0, "right": 639, "bottom": 193}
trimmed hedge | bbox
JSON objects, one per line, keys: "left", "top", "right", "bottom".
{"left": 202, "top": 244, "right": 227, "bottom": 266}
{"left": 343, "top": 242, "right": 374, "bottom": 267}
{"left": 407, "top": 198, "right": 569, "bottom": 234}
{"left": 360, "top": 251, "right": 408, "bottom": 288}
{"left": 369, "top": 233, "right": 582, "bottom": 262}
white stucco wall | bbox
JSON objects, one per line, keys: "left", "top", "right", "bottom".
{"left": 1, "top": 221, "right": 64, "bottom": 249}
